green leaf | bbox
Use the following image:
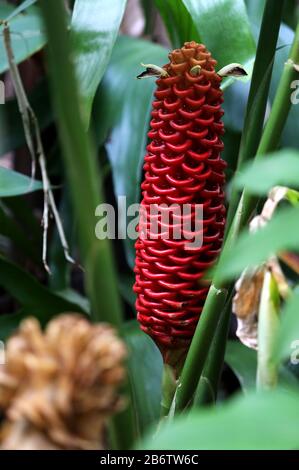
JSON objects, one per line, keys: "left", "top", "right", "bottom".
{"left": 0, "top": 166, "right": 42, "bottom": 197}
{"left": 71, "top": 0, "right": 127, "bottom": 126}
{"left": 5, "top": 0, "right": 37, "bottom": 21}
{"left": 142, "top": 387, "right": 299, "bottom": 449}
{"left": 154, "top": 0, "right": 256, "bottom": 71}
{"left": 94, "top": 36, "right": 167, "bottom": 267}
{"left": 275, "top": 291, "right": 299, "bottom": 364}
{"left": 217, "top": 206, "right": 299, "bottom": 282}
{"left": 0, "top": 2, "right": 46, "bottom": 74}
{"left": 154, "top": 0, "right": 200, "bottom": 48}
{"left": 234, "top": 149, "right": 299, "bottom": 195}
{"left": 245, "top": 0, "right": 266, "bottom": 31}
{"left": 124, "top": 321, "right": 162, "bottom": 436}
{"left": 0, "top": 80, "right": 52, "bottom": 157}
{"left": 270, "top": 24, "right": 299, "bottom": 150}
{"left": 225, "top": 340, "right": 257, "bottom": 393}
{"left": 181, "top": 0, "right": 256, "bottom": 69}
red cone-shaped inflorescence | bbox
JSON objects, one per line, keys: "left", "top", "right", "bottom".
{"left": 134, "top": 41, "right": 226, "bottom": 357}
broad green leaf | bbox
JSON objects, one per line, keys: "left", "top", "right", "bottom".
{"left": 154, "top": 0, "right": 200, "bottom": 48}
{"left": 0, "top": 166, "right": 42, "bottom": 197}
{"left": 217, "top": 206, "right": 299, "bottom": 281}
{"left": 245, "top": 0, "right": 266, "bottom": 31}
{"left": 181, "top": 0, "right": 256, "bottom": 69}
{"left": 225, "top": 340, "right": 257, "bottom": 393}
{"left": 124, "top": 321, "right": 162, "bottom": 436}
{"left": 142, "top": 387, "right": 299, "bottom": 449}
{"left": 275, "top": 291, "right": 299, "bottom": 364}
{"left": 71, "top": 0, "right": 127, "bottom": 126}
{"left": 5, "top": 0, "right": 37, "bottom": 21}
{"left": 0, "top": 2, "right": 46, "bottom": 74}
{"left": 234, "top": 149, "right": 299, "bottom": 194}
{"left": 94, "top": 36, "right": 167, "bottom": 267}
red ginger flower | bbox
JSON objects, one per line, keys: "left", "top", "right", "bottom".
{"left": 134, "top": 41, "right": 226, "bottom": 360}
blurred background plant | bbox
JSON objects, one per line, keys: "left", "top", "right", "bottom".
{"left": 0, "top": 0, "right": 298, "bottom": 450}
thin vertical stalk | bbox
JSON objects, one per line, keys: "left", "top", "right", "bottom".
{"left": 226, "top": 0, "right": 285, "bottom": 229}
{"left": 193, "top": 297, "right": 232, "bottom": 407}
{"left": 173, "top": 285, "right": 228, "bottom": 411}
{"left": 240, "top": 21, "right": 299, "bottom": 228}
{"left": 257, "top": 270, "right": 280, "bottom": 390}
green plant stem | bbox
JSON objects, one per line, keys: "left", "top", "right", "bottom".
{"left": 257, "top": 270, "right": 280, "bottom": 390}
{"left": 240, "top": 20, "right": 299, "bottom": 228}
{"left": 193, "top": 297, "right": 232, "bottom": 407}
{"left": 160, "top": 364, "right": 177, "bottom": 417}
{"left": 226, "top": 0, "right": 285, "bottom": 229}
{"left": 173, "top": 22, "right": 299, "bottom": 413}
{"left": 174, "top": 285, "right": 228, "bottom": 411}
{"left": 40, "top": 0, "right": 135, "bottom": 449}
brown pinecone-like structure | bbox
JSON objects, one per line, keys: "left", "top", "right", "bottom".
{"left": 0, "top": 315, "right": 127, "bottom": 450}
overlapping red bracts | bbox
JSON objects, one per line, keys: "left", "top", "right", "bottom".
{"left": 134, "top": 41, "right": 226, "bottom": 354}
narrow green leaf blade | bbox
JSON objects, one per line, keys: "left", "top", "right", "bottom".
{"left": 0, "top": 166, "right": 42, "bottom": 197}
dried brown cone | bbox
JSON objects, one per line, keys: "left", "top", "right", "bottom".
{"left": 0, "top": 314, "right": 127, "bottom": 450}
